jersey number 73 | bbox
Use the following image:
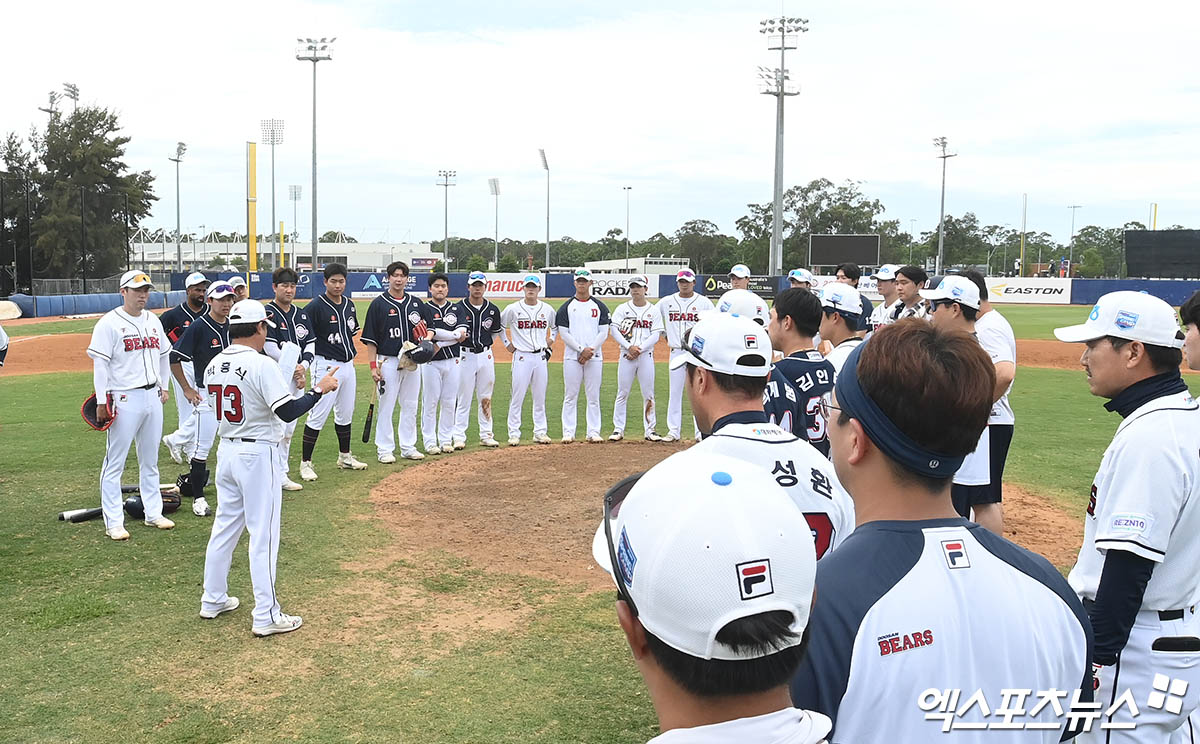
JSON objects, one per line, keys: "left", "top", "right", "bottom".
{"left": 206, "top": 384, "right": 245, "bottom": 423}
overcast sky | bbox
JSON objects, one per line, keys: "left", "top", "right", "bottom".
{"left": 6, "top": 0, "right": 1198, "bottom": 248}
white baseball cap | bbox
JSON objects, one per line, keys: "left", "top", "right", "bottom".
{"left": 1054, "top": 290, "right": 1185, "bottom": 349}
{"left": 715, "top": 288, "right": 769, "bottom": 325}
{"left": 468, "top": 271, "right": 487, "bottom": 285}
{"left": 592, "top": 451, "right": 817, "bottom": 661}
{"left": 522, "top": 274, "right": 542, "bottom": 287}
{"left": 207, "top": 282, "right": 237, "bottom": 299}
{"left": 668, "top": 312, "right": 772, "bottom": 377}
{"left": 184, "top": 271, "right": 209, "bottom": 288}
{"left": 819, "top": 283, "right": 862, "bottom": 315}
{"left": 228, "top": 299, "right": 277, "bottom": 327}
{"left": 872, "top": 264, "right": 901, "bottom": 281}
{"left": 788, "top": 268, "right": 815, "bottom": 284}
{"left": 573, "top": 268, "right": 592, "bottom": 281}
{"left": 920, "top": 275, "right": 980, "bottom": 310}
{"left": 629, "top": 274, "right": 649, "bottom": 288}
{"left": 729, "top": 263, "right": 752, "bottom": 279}
{"left": 228, "top": 275, "right": 247, "bottom": 288}
{"left": 119, "top": 270, "right": 154, "bottom": 289}
{"left": 676, "top": 268, "right": 697, "bottom": 283}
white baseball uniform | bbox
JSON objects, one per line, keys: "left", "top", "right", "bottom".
{"left": 453, "top": 298, "right": 501, "bottom": 443}
{"left": 645, "top": 707, "right": 830, "bottom": 744}
{"left": 659, "top": 291, "right": 714, "bottom": 439}
{"left": 421, "top": 300, "right": 468, "bottom": 451}
{"left": 824, "top": 337, "right": 863, "bottom": 381}
{"left": 501, "top": 300, "right": 555, "bottom": 439}
{"left": 86, "top": 307, "right": 171, "bottom": 531}
{"left": 160, "top": 302, "right": 206, "bottom": 454}
{"left": 200, "top": 345, "right": 322, "bottom": 629}
{"left": 611, "top": 299, "right": 664, "bottom": 436}
{"left": 867, "top": 298, "right": 901, "bottom": 331}
{"left": 556, "top": 296, "right": 610, "bottom": 439}
{"left": 1069, "top": 390, "right": 1200, "bottom": 741}
{"left": 0, "top": 319, "right": 8, "bottom": 367}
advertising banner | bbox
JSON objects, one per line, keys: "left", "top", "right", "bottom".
{"left": 699, "top": 275, "right": 781, "bottom": 300}
{"left": 585, "top": 273, "right": 661, "bottom": 300}
{"left": 476, "top": 273, "right": 546, "bottom": 299}
{"left": 984, "top": 277, "right": 1071, "bottom": 305}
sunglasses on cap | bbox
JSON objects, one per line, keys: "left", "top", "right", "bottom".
{"left": 604, "top": 472, "right": 647, "bottom": 616}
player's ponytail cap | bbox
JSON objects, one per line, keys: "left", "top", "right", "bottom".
{"left": 522, "top": 274, "right": 542, "bottom": 287}
{"left": 1054, "top": 290, "right": 1185, "bottom": 348}
{"left": 468, "top": 271, "right": 487, "bottom": 285}
{"left": 676, "top": 268, "right": 696, "bottom": 282}
{"left": 669, "top": 312, "right": 771, "bottom": 377}
{"left": 729, "top": 263, "right": 752, "bottom": 278}
{"left": 835, "top": 342, "right": 966, "bottom": 478}
{"left": 119, "top": 270, "right": 153, "bottom": 289}
{"left": 206, "top": 282, "right": 237, "bottom": 299}
{"left": 919, "top": 275, "right": 980, "bottom": 310}
{"left": 184, "top": 272, "right": 209, "bottom": 288}
{"left": 228, "top": 299, "right": 276, "bottom": 327}
{"left": 592, "top": 452, "right": 816, "bottom": 661}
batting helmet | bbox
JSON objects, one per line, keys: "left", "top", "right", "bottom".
{"left": 81, "top": 393, "right": 115, "bottom": 431}
{"left": 124, "top": 492, "right": 182, "bottom": 519}
{"left": 407, "top": 340, "right": 437, "bottom": 364}
{"left": 715, "top": 289, "right": 769, "bottom": 326}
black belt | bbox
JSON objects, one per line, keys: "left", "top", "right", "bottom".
{"left": 141, "top": 383, "right": 157, "bottom": 390}
{"left": 1083, "top": 598, "right": 1190, "bottom": 621}
{"left": 225, "top": 437, "right": 257, "bottom": 443}
{"left": 469, "top": 346, "right": 488, "bottom": 354}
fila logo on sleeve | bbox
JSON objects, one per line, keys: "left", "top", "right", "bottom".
{"left": 737, "top": 559, "right": 774, "bottom": 599}
{"left": 941, "top": 540, "right": 970, "bottom": 569}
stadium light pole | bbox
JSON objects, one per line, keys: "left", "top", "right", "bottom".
{"left": 539, "top": 149, "right": 550, "bottom": 268}
{"left": 260, "top": 119, "right": 284, "bottom": 270}
{"left": 296, "top": 37, "right": 335, "bottom": 270}
{"left": 759, "top": 16, "right": 806, "bottom": 277}
{"left": 37, "top": 91, "right": 60, "bottom": 118}
{"left": 623, "top": 186, "right": 632, "bottom": 271}
{"left": 289, "top": 185, "right": 302, "bottom": 251}
{"left": 437, "top": 170, "right": 456, "bottom": 265}
{"left": 62, "top": 83, "right": 79, "bottom": 113}
{"left": 908, "top": 219, "right": 917, "bottom": 264}
{"left": 488, "top": 178, "right": 500, "bottom": 267}
{"left": 168, "top": 142, "right": 187, "bottom": 272}
{"left": 1067, "top": 204, "right": 1083, "bottom": 276}
{"left": 933, "top": 136, "right": 957, "bottom": 275}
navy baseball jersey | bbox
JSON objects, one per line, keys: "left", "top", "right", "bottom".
{"left": 790, "top": 518, "right": 1093, "bottom": 742}
{"left": 763, "top": 368, "right": 804, "bottom": 435}
{"left": 170, "top": 315, "right": 230, "bottom": 385}
{"left": 425, "top": 299, "right": 468, "bottom": 361}
{"left": 856, "top": 294, "right": 875, "bottom": 332}
{"left": 160, "top": 302, "right": 207, "bottom": 344}
{"left": 360, "top": 292, "right": 431, "bottom": 357}
{"left": 774, "top": 350, "right": 836, "bottom": 457}
{"left": 455, "top": 298, "right": 501, "bottom": 353}
{"left": 304, "top": 294, "right": 360, "bottom": 362}
{"left": 264, "top": 301, "right": 315, "bottom": 365}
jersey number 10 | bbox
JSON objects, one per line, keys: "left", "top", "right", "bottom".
{"left": 206, "top": 384, "right": 245, "bottom": 423}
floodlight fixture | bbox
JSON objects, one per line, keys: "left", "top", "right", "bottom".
{"left": 168, "top": 142, "right": 187, "bottom": 271}
{"left": 759, "top": 15, "right": 807, "bottom": 275}
{"left": 296, "top": 36, "right": 336, "bottom": 269}
{"left": 539, "top": 149, "right": 550, "bottom": 266}
{"left": 933, "top": 136, "right": 958, "bottom": 275}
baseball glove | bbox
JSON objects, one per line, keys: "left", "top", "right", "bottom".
{"left": 542, "top": 348, "right": 552, "bottom": 362}
{"left": 398, "top": 341, "right": 419, "bottom": 372}
{"left": 409, "top": 340, "right": 437, "bottom": 365}
{"left": 123, "top": 492, "right": 183, "bottom": 519}
{"left": 617, "top": 316, "right": 636, "bottom": 342}
{"left": 81, "top": 393, "right": 115, "bottom": 431}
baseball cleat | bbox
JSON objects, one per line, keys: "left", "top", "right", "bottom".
{"left": 162, "top": 435, "right": 184, "bottom": 465}
{"left": 145, "top": 516, "right": 175, "bottom": 529}
{"left": 425, "top": 447, "right": 442, "bottom": 457}
{"left": 452, "top": 439, "right": 466, "bottom": 451}
{"left": 252, "top": 612, "right": 303, "bottom": 637}
{"left": 299, "top": 461, "right": 318, "bottom": 481}
{"left": 609, "top": 431, "right": 623, "bottom": 442}
{"left": 106, "top": 526, "right": 130, "bottom": 541}
{"left": 645, "top": 431, "right": 663, "bottom": 442}
{"left": 508, "top": 437, "right": 520, "bottom": 446}
{"left": 377, "top": 453, "right": 397, "bottom": 464}
{"left": 281, "top": 477, "right": 304, "bottom": 491}
{"left": 480, "top": 437, "right": 500, "bottom": 448}
{"left": 440, "top": 445, "right": 455, "bottom": 454}
{"left": 401, "top": 450, "right": 426, "bottom": 461}
{"left": 337, "top": 452, "right": 368, "bottom": 470}
{"left": 662, "top": 434, "right": 679, "bottom": 443}
{"left": 200, "top": 596, "right": 240, "bottom": 619}
{"left": 533, "top": 434, "right": 552, "bottom": 444}
{"left": 193, "top": 497, "right": 212, "bottom": 517}
{"left": 561, "top": 436, "right": 574, "bottom": 444}
{"left": 587, "top": 434, "right": 604, "bottom": 443}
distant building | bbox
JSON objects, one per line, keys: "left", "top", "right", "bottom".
{"left": 130, "top": 241, "right": 437, "bottom": 273}
{"left": 583, "top": 255, "right": 691, "bottom": 274}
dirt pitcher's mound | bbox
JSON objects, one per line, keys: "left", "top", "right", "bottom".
{"left": 370, "top": 441, "right": 688, "bottom": 589}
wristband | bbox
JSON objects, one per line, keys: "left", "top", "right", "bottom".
{"left": 369, "top": 361, "right": 378, "bottom": 370}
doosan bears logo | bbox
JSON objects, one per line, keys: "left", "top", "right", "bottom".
{"left": 878, "top": 630, "right": 934, "bottom": 656}
{"left": 517, "top": 319, "right": 548, "bottom": 329}
{"left": 668, "top": 311, "right": 702, "bottom": 323}
{"left": 123, "top": 336, "right": 162, "bottom": 352}
{"left": 629, "top": 318, "right": 654, "bottom": 329}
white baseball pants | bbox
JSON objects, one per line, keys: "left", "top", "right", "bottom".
{"left": 454, "top": 349, "right": 495, "bottom": 442}
{"left": 184, "top": 402, "right": 219, "bottom": 461}
{"left": 306, "top": 356, "right": 356, "bottom": 430}
{"left": 508, "top": 351, "right": 548, "bottom": 439}
{"left": 375, "top": 355, "right": 422, "bottom": 456}
{"left": 277, "top": 375, "right": 303, "bottom": 479}
{"left": 421, "top": 357, "right": 461, "bottom": 450}
{"left": 165, "top": 364, "right": 197, "bottom": 452}
{"left": 613, "top": 353, "right": 656, "bottom": 435}
{"left": 562, "top": 356, "right": 603, "bottom": 439}
{"left": 99, "top": 387, "right": 165, "bottom": 530}
{"left": 201, "top": 439, "right": 285, "bottom": 629}
{"left": 666, "top": 350, "right": 699, "bottom": 439}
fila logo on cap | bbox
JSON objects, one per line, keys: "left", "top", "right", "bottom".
{"left": 744, "top": 335, "right": 758, "bottom": 349}
{"left": 941, "top": 540, "right": 970, "bottom": 569}
{"left": 737, "top": 559, "right": 775, "bottom": 600}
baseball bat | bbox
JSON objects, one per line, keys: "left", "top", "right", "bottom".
{"left": 59, "top": 507, "right": 103, "bottom": 523}
{"left": 362, "top": 378, "right": 379, "bottom": 443}
{"left": 120, "top": 483, "right": 180, "bottom": 494}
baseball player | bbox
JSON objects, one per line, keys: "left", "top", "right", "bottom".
{"left": 170, "top": 281, "right": 236, "bottom": 517}
{"left": 769, "top": 288, "right": 837, "bottom": 457}
{"left": 866, "top": 264, "right": 901, "bottom": 331}
{"left": 834, "top": 262, "right": 874, "bottom": 337}
{"left": 1183, "top": 290, "right": 1200, "bottom": 370}
{"left": 263, "top": 267, "right": 315, "bottom": 492}
{"left": 890, "top": 265, "right": 929, "bottom": 321}
{"left": 729, "top": 263, "right": 751, "bottom": 290}
{"left": 1055, "top": 291, "right": 1200, "bottom": 741}
{"left": 817, "top": 284, "right": 864, "bottom": 379}
{"left": 0, "top": 317, "right": 9, "bottom": 369}
{"left": 86, "top": 270, "right": 175, "bottom": 540}
{"left": 299, "top": 262, "right": 368, "bottom": 478}
{"left": 451, "top": 271, "right": 501, "bottom": 448}
{"left": 556, "top": 268, "right": 610, "bottom": 443}
{"left": 362, "top": 261, "right": 435, "bottom": 462}
{"left": 229, "top": 275, "right": 248, "bottom": 301}
{"left": 658, "top": 268, "right": 714, "bottom": 441}
{"left": 421, "top": 272, "right": 469, "bottom": 454}
{"left": 791, "top": 320, "right": 1093, "bottom": 743}
{"left": 673, "top": 312, "right": 854, "bottom": 557}
{"left": 160, "top": 271, "right": 208, "bottom": 463}
{"left": 593, "top": 452, "right": 830, "bottom": 744}
{"left": 500, "top": 275, "right": 555, "bottom": 446}
{"left": 788, "top": 268, "right": 815, "bottom": 290}
{"left": 199, "top": 299, "right": 341, "bottom": 637}
{"left": 609, "top": 275, "right": 664, "bottom": 441}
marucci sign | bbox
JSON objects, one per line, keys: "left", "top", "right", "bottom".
{"left": 984, "top": 277, "right": 1072, "bottom": 305}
